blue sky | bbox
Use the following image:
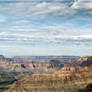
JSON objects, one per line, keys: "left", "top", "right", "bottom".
{"left": 0, "top": 0, "right": 92, "bottom": 56}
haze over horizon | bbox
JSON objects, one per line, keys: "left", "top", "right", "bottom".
{"left": 0, "top": 0, "right": 92, "bottom": 56}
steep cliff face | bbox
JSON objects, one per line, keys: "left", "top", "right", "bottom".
{"left": 0, "top": 56, "right": 92, "bottom": 92}
{"left": 77, "top": 56, "right": 92, "bottom": 67}
{"left": 5, "top": 68, "right": 92, "bottom": 92}
{"left": 5, "top": 59, "right": 92, "bottom": 92}
{"left": 23, "top": 60, "right": 64, "bottom": 72}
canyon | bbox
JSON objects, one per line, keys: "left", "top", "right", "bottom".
{"left": 0, "top": 55, "right": 91, "bottom": 92}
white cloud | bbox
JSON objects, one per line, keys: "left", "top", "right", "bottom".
{"left": 72, "top": 0, "right": 92, "bottom": 10}
{"left": 0, "top": 0, "right": 73, "bottom": 19}
{"left": 0, "top": 0, "right": 91, "bottom": 19}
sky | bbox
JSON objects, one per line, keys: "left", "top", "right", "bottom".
{"left": 0, "top": 0, "right": 92, "bottom": 56}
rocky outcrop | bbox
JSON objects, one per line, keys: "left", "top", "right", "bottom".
{"left": 77, "top": 56, "right": 92, "bottom": 67}
{"left": 5, "top": 67, "right": 92, "bottom": 92}
{"left": 79, "top": 83, "right": 92, "bottom": 92}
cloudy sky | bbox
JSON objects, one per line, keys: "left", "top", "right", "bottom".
{"left": 0, "top": 0, "right": 92, "bottom": 56}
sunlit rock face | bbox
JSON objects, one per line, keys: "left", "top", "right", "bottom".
{"left": 5, "top": 65, "right": 92, "bottom": 92}
{"left": 0, "top": 56, "right": 92, "bottom": 92}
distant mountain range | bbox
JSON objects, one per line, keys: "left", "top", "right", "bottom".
{"left": 0, "top": 55, "right": 80, "bottom": 62}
